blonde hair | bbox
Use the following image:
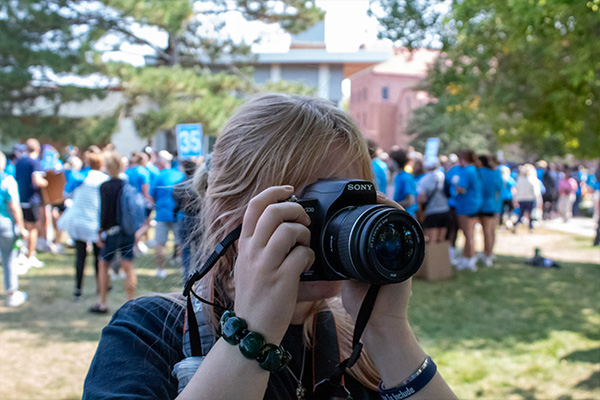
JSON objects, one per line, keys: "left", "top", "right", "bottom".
{"left": 519, "top": 163, "right": 536, "bottom": 178}
{"left": 193, "top": 93, "right": 379, "bottom": 389}
{"left": 103, "top": 151, "right": 123, "bottom": 179}
{"left": 499, "top": 165, "right": 511, "bottom": 180}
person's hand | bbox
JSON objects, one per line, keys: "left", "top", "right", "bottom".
{"left": 97, "top": 235, "right": 104, "bottom": 249}
{"left": 340, "top": 192, "right": 412, "bottom": 336}
{"left": 233, "top": 185, "right": 314, "bottom": 344}
{"left": 20, "top": 229, "right": 29, "bottom": 243}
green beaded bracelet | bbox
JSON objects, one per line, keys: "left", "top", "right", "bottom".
{"left": 219, "top": 311, "right": 291, "bottom": 373}
{"left": 239, "top": 331, "right": 266, "bottom": 359}
{"left": 221, "top": 314, "right": 248, "bottom": 345}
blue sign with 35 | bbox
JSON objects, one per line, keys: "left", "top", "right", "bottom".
{"left": 176, "top": 123, "right": 203, "bottom": 159}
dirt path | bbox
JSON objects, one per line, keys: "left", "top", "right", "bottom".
{"left": 460, "top": 224, "right": 599, "bottom": 264}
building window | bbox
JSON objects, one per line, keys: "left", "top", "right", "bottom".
{"left": 382, "top": 86, "right": 389, "bottom": 100}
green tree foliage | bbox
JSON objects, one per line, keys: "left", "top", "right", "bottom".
{"left": 375, "top": 0, "right": 600, "bottom": 159}
{"left": 0, "top": 0, "right": 109, "bottom": 147}
{"left": 107, "top": 64, "right": 317, "bottom": 143}
{"left": 1, "top": 0, "right": 323, "bottom": 148}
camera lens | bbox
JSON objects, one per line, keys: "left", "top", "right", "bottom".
{"left": 322, "top": 205, "right": 424, "bottom": 285}
{"left": 373, "top": 222, "right": 414, "bottom": 271}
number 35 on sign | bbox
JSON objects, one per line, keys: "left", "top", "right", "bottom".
{"left": 176, "top": 123, "right": 203, "bottom": 159}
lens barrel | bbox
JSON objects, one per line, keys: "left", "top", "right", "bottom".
{"left": 323, "top": 205, "right": 424, "bottom": 285}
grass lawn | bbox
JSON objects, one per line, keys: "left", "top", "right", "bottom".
{"left": 1, "top": 227, "right": 599, "bottom": 399}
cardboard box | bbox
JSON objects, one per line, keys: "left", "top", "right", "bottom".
{"left": 415, "top": 241, "right": 453, "bottom": 280}
{"left": 40, "top": 170, "right": 66, "bottom": 206}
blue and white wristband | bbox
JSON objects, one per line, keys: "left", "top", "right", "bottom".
{"left": 378, "top": 356, "right": 437, "bottom": 400}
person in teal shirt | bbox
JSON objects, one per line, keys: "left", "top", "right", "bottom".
{"left": 498, "top": 165, "right": 516, "bottom": 226}
{"left": 390, "top": 149, "right": 418, "bottom": 216}
{"left": 150, "top": 151, "right": 185, "bottom": 278}
{"left": 367, "top": 139, "right": 388, "bottom": 194}
{"left": 0, "top": 152, "right": 29, "bottom": 307}
{"left": 455, "top": 150, "right": 482, "bottom": 271}
{"left": 477, "top": 155, "right": 502, "bottom": 267}
{"left": 3, "top": 152, "right": 16, "bottom": 177}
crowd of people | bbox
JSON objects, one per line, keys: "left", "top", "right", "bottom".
{"left": 1, "top": 135, "right": 598, "bottom": 311}
{"left": 0, "top": 138, "right": 199, "bottom": 310}
{"left": 368, "top": 141, "right": 600, "bottom": 271}
{"left": 1, "top": 136, "right": 599, "bottom": 311}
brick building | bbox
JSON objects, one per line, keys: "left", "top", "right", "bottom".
{"left": 348, "top": 48, "right": 438, "bottom": 151}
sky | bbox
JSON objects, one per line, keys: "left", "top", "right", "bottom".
{"left": 101, "top": 0, "right": 385, "bottom": 67}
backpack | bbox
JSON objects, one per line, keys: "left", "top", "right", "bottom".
{"left": 117, "top": 182, "right": 146, "bottom": 235}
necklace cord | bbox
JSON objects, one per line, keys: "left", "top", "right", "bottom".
{"left": 286, "top": 343, "right": 307, "bottom": 398}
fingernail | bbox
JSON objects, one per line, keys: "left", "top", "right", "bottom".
{"left": 284, "top": 185, "right": 294, "bottom": 190}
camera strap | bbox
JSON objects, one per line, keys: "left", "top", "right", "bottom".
{"left": 183, "top": 225, "right": 382, "bottom": 398}
{"left": 184, "top": 224, "right": 242, "bottom": 356}
{"left": 314, "top": 284, "right": 381, "bottom": 398}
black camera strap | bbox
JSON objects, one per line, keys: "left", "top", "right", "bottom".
{"left": 183, "top": 225, "right": 382, "bottom": 398}
{"left": 184, "top": 224, "right": 242, "bottom": 356}
{"left": 314, "top": 284, "right": 381, "bottom": 398}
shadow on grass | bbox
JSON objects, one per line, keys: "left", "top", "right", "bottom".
{"left": 1, "top": 250, "right": 184, "bottom": 344}
{"left": 575, "top": 370, "right": 600, "bottom": 390}
{"left": 410, "top": 255, "right": 600, "bottom": 350}
{"left": 509, "top": 387, "right": 537, "bottom": 400}
{"left": 2, "top": 251, "right": 599, "bottom": 351}
{"left": 562, "top": 347, "right": 600, "bottom": 363}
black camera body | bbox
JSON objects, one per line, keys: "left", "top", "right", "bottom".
{"left": 294, "top": 179, "right": 425, "bottom": 285}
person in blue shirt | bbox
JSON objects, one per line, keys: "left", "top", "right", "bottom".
{"left": 593, "top": 163, "right": 599, "bottom": 246}
{"left": 125, "top": 154, "right": 152, "bottom": 196}
{"left": 367, "top": 139, "right": 388, "bottom": 194}
{"left": 64, "top": 149, "right": 98, "bottom": 196}
{"left": 64, "top": 156, "right": 83, "bottom": 197}
{"left": 444, "top": 154, "right": 461, "bottom": 265}
{"left": 0, "top": 152, "right": 29, "bottom": 306}
{"left": 150, "top": 151, "right": 185, "bottom": 278}
{"left": 3, "top": 152, "right": 16, "bottom": 177}
{"left": 125, "top": 153, "right": 154, "bottom": 253}
{"left": 498, "top": 165, "right": 516, "bottom": 227}
{"left": 572, "top": 165, "right": 587, "bottom": 217}
{"left": 390, "top": 149, "right": 417, "bottom": 216}
{"left": 412, "top": 158, "right": 426, "bottom": 184}
{"left": 454, "top": 150, "right": 482, "bottom": 271}
{"left": 14, "top": 139, "right": 48, "bottom": 269}
{"left": 477, "top": 155, "right": 502, "bottom": 267}
{"left": 37, "top": 144, "right": 67, "bottom": 254}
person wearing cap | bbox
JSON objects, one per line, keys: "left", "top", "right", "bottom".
{"left": 150, "top": 151, "right": 185, "bottom": 278}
